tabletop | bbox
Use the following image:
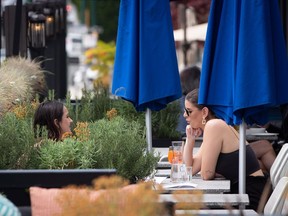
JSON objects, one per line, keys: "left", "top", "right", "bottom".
{"left": 156, "top": 177, "right": 230, "bottom": 194}
{"left": 157, "top": 162, "right": 171, "bottom": 169}
{"left": 246, "top": 133, "right": 279, "bottom": 141}
{"left": 175, "top": 209, "right": 258, "bottom": 215}
{"left": 159, "top": 193, "right": 249, "bottom": 208}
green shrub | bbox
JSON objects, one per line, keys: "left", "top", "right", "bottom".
{"left": 151, "top": 101, "right": 181, "bottom": 139}
{"left": 65, "top": 87, "right": 114, "bottom": 124}
{"left": 89, "top": 116, "right": 159, "bottom": 182}
{"left": 0, "top": 112, "right": 36, "bottom": 169}
{"left": 36, "top": 116, "right": 159, "bottom": 182}
{"left": 38, "top": 138, "right": 98, "bottom": 169}
{"left": 66, "top": 86, "right": 181, "bottom": 140}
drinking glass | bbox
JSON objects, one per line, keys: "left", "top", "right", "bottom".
{"left": 171, "top": 163, "right": 186, "bottom": 182}
{"left": 172, "top": 141, "right": 183, "bottom": 164}
{"left": 170, "top": 163, "right": 180, "bottom": 182}
{"left": 185, "top": 166, "right": 193, "bottom": 182}
{"left": 168, "top": 146, "right": 174, "bottom": 163}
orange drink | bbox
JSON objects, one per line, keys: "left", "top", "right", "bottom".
{"left": 173, "top": 150, "right": 183, "bottom": 164}
{"left": 172, "top": 141, "right": 183, "bottom": 164}
{"left": 168, "top": 146, "right": 174, "bottom": 163}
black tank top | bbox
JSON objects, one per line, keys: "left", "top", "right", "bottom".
{"left": 215, "top": 145, "right": 260, "bottom": 184}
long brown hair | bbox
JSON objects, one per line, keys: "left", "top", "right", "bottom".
{"left": 185, "top": 88, "right": 205, "bottom": 110}
{"left": 33, "top": 100, "right": 64, "bottom": 141}
{"left": 185, "top": 89, "right": 215, "bottom": 120}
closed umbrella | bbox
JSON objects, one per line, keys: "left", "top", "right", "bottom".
{"left": 199, "top": 0, "right": 288, "bottom": 194}
{"left": 112, "top": 0, "right": 182, "bottom": 152}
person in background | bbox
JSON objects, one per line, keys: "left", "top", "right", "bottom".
{"left": 177, "top": 66, "right": 201, "bottom": 136}
{"left": 182, "top": 89, "right": 267, "bottom": 211}
{"left": 246, "top": 105, "right": 288, "bottom": 173}
{"left": 249, "top": 140, "right": 276, "bottom": 175}
{"left": 33, "top": 100, "right": 73, "bottom": 141}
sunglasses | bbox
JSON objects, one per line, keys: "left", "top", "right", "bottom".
{"left": 184, "top": 108, "right": 192, "bottom": 116}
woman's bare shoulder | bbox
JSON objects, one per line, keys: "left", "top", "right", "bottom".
{"left": 203, "top": 119, "right": 228, "bottom": 142}
{"left": 206, "top": 119, "right": 227, "bottom": 129}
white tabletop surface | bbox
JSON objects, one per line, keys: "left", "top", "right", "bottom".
{"left": 159, "top": 193, "right": 249, "bottom": 208}
{"left": 175, "top": 209, "right": 258, "bottom": 215}
{"left": 157, "top": 177, "right": 230, "bottom": 193}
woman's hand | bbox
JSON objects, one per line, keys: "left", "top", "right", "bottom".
{"left": 186, "top": 125, "right": 202, "bottom": 140}
{"left": 183, "top": 125, "right": 203, "bottom": 167}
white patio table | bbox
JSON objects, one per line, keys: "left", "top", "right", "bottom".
{"left": 159, "top": 193, "right": 249, "bottom": 208}
{"left": 157, "top": 177, "right": 230, "bottom": 194}
{"left": 175, "top": 209, "right": 258, "bottom": 215}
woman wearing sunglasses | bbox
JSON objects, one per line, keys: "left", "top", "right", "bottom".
{"left": 182, "top": 88, "right": 267, "bottom": 211}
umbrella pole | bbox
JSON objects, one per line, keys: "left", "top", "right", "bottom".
{"left": 239, "top": 121, "right": 246, "bottom": 196}
{"left": 145, "top": 108, "right": 152, "bottom": 152}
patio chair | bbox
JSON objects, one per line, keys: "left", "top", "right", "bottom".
{"left": 159, "top": 155, "right": 168, "bottom": 162}
{"left": 281, "top": 197, "right": 288, "bottom": 215}
{"left": 270, "top": 143, "right": 288, "bottom": 188}
{"left": 263, "top": 176, "right": 288, "bottom": 215}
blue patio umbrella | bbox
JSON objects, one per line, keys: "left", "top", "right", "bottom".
{"left": 112, "top": 0, "right": 182, "bottom": 151}
{"left": 199, "top": 0, "right": 288, "bottom": 194}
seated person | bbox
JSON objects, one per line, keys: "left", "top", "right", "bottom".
{"left": 249, "top": 140, "right": 276, "bottom": 175}
{"left": 182, "top": 89, "right": 267, "bottom": 211}
{"left": 246, "top": 105, "right": 288, "bottom": 173}
{"left": 33, "top": 100, "right": 73, "bottom": 141}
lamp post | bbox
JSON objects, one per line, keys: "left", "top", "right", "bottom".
{"left": 43, "top": 7, "right": 54, "bottom": 37}
{"left": 29, "top": 0, "right": 67, "bottom": 99}
{"left": 28, "top": 12, "right": 46, "bottom": 49}
{"left": 3, "top": 0, "right": 67, "bottom": 99}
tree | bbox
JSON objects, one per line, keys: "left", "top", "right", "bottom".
{"left": 72, "top": 0, "right": 120, "bottom": 42}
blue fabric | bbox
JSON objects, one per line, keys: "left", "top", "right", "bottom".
{"left": 112, "top": 0, "right": 182, "bottom": 111}
{"left": 0, "top": 195, "right": 21, "bottom": 216}
{"left": 199, "top": 0, "right": 288, "bottom": 125}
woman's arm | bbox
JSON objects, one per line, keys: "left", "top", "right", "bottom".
{"left": 200, "top": 120, "right": 223, "bottom": 180}
{"left": 183, "top": 125, "right": 203, "bottom": 175}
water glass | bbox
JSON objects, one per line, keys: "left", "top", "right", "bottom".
{"left": 170, "top": 163, "right": 180, "bottom": 182}
{"left": 185, "top": 166, "right": 193, "bottom": 182}
{"left": 171, "top": 163, "right": 188, "bottom": 182}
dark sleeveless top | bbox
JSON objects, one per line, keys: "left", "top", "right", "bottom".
{"left": 215, "top": 145, "right": 260, "bottom": 184}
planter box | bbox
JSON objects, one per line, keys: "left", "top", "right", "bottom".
{"left": 152, "top": 138, "right": 184, "bottom": 148}
{"left": 152, "top": 138, "right": 173, "bottom": 148}
{"left": 0, "top": 169, "right": 116, "bottom": 207}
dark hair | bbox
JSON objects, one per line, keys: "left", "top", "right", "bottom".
{"left": 185, "top": 88, "right": 205, "bottom": 110}
{"left": 33, "top": 100, "right": 64, "bottom": 141}
{"left": 180, "top": 66, "right": 201, "bottom": 95}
